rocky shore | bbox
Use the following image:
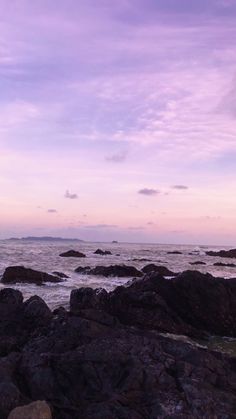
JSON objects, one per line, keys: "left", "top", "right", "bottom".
{"left": 0, "top": 268, "right": 236, "bottom": 418}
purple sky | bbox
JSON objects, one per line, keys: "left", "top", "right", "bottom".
{"left": 1, "top": 0, "right": 236, "bottom": 244}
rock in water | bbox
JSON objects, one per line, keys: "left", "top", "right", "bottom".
{"left": 141, "top": 264, "right": 178, "bottom": 276}
{"left": 94, "top": 249, "right": 112, "bottom": 255}
{"left": 75, "top": 264, "right": 143, "bottom": 277}
{"left": 8, "top": 401, "right": 52, "bottom": 419}
{"left": 206, "top": 248, "right": 236, "bottom": 258}
{"left": 189, "top": 261, "right": 206, "bottom": 265}
{"left": 2, "top": 266, "right": 63, "bottom": 285}
{"left": 59, "top": 250, "right": 86, "bottom": 257}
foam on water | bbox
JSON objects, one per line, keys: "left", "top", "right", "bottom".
{"left": 0, "top": 240, "right": 235, "bottom": 309}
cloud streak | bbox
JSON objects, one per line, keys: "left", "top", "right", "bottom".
{"left": 138, "top": 188, "right": 159, "bottom": 196}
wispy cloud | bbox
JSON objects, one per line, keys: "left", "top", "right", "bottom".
{"left": 105, "top": 151, "right": 127, "bottom": 163}
{"left": 65, "top": 190, "right": 78, "bottom": 200}
{"left": 85, "top": 224, "right": 118, "bottom": 229}
{"left": 47, "top": 209, "right": 57, "bottom": 213}
{"left": 171, "top": 185, "right": 189, "bottom": 190}
{"left": 138, "top": 188, "right": 159, "bottom": 196}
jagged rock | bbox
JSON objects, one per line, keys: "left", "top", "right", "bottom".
{"left": 206, "top": 248, "right": 236, "bottom": 258}
{"left": 2, "top": 267, "right": 62, "bottom": 285}
{"left": 59, "top": 250, "right": 86, "bottom": 258}
{"left": 0, "top": 276, "right": 234, "bottom": 418}
{"left": 148, "top": 270, "right": 236, "bottom": 337}
{"left": 8, "top": 401, "right": 52, "bottom": 419}
{"left": 94, "top": 249, "right": 112, "bottom": 255}
{"left": 70, "top": 287, "right": 108, "bottom": 312}
{"left": 75, "top": 264, "right": 143, "bottom": 277}
{"left": 141, "top": 264, "right": 177, "bottom": 276}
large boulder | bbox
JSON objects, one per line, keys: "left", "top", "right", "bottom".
{"left": 8, "top": 401, "right": 52, "bottom": 419}
{"left": 148, "top": 270, "right": 236, "bottom": 337}
{"left": 2, "top": 267, "right": 63, "bottom": 285}
{"left": 59, "top": 250, "right": 86, "bottom": 258}
{"left": 75, "top": 264, "right": 143, "bottom": 277}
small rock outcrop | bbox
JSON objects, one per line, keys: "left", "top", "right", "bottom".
{"left": 94, "top": 249, "right": 112, "bottom": 255}
{"left": 141, "top": 264, "right": 177, "bottom": 276}
{"left": 1, "top": 267, "right": 63, "bottom": 285}
{"left": 167, "top": 250, "right": 182, "bottom": 254}
{"left": 59, "top": 250, "right": 86, "bottom": 257}
{"left": 8, "top": 401, "right": 52, "bottom": 419}
{"left": 206, "top": 248, "right": 236, "bottom": 258}
{"left": 75, "top": 264, "right": 143, "bottom": 277}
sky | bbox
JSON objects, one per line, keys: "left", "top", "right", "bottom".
{"left": 0, "top": 0, "right": 236, "bottom": 245}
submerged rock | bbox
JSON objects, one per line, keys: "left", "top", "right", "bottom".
{"left": 167, "top": 250, "right": 182, "bottom": 254}
{"left": 141, "top": 264, "right": 178, "bottom": 276}
{"left": 59, "top": 250, "right": 86, "bottom": 258}
{"left": 52, "top": 271, "right": 69, "bottom": 278}
{"left": 94, "top": 249, "right": 112, "bottom": 255}
{"left": 1, "top": 266, "right": 63, "bottom": 285}
{"left": 75, "top": 264, "right": 143, "bottom": 277}
{"left": 189, "top": 261, "right": 206, "bottom": 265}
{"left": 213, "top": 262, "right": 236, "bottom": 267}
{"left": 206, "top": 248, "right": 236, "bottom": 258}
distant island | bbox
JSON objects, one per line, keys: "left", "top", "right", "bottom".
{"left": 7, "top": 236, "right": 84, "bottom": 242}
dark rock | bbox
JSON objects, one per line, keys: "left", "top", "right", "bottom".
{"left": 0, "top": 382, "right": 21, "bottom": 418}
{"left": 148, "top": 270, "right": 236, "bottom": 337}
{"left": 59, "top": 250, "right": 86, "bottom": 258}
{"left": 167, "top": 251, "right": 182, "bottom": 254}
{"left": 70, "top": 287, "right": 108, "bottom": 312}
{"left": 0, "top": 278, "right": 235, "bottom": 418}
{"left": 141, "top": 264, "right": 178, "bottom": 276}
{"left": 213, "top": 262, "right": 236, "bottom": 267}
{"left": 23, "top": 296, "right": 52, "bottom": 327}
{"left": 2, "top": 266, "right": 62, "bottom": 285}
{"left": 94, "top": 249, "right": 112, "bottom": 255}
{"left": 189, "top": 261, "right": 206, "bottom": 265}
{"left": 75, "top": 264, "right": 143, "bottom": 277}
{"left": 52, "top": 271, "right": 69, "bottom": 278}
{"left": 0, "top": 289, "right": 23, "bottom": 307}
{"left": 206, "top": 248, "right": 236, "bottom": 258}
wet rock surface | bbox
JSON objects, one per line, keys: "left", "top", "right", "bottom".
{"left": 206, "top": 248, "right": 236, "bottom": 258}
{"left": 213, "top": 262, "right": 236, "bottom": 267}
{"left": 94, "top": 249, "right": 112, "bottom": 255}
{"left": 189, "top": 261, "right": 206, "bottom": 265}
{"left": 1, "top": 267, "right": 63, "bottom": 285}
{"left": 75, "top": 264, "right": 143, "bottom": 277}
{"left": 59, "top": 250, "right": 86, "bottom": 258}
{"left": 0, "top": 270, "right": 236, "bottom": 419}
{"left": 141, "top": 264, "right": 178, "bottom": 276}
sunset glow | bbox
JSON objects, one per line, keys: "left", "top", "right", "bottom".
{"left": 1, "top": 0, "right": 236, "bottom": 244}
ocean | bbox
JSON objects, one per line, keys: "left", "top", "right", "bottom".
{"left": 0, "top": 239, "right": 235, "bottom": 309}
